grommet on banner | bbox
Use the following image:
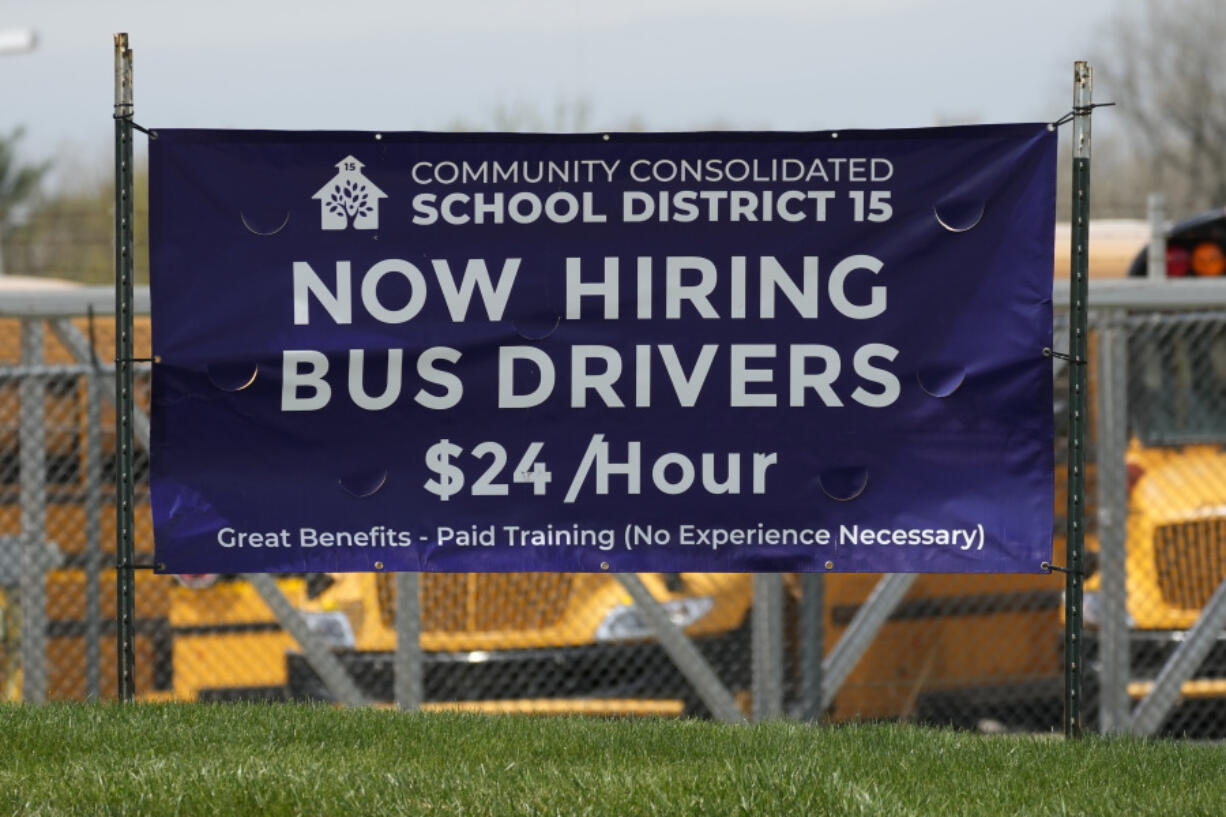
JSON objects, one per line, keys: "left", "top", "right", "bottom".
{"left": 513, "top": 315, "right": 561, "bottom": 340}
{"left": 240, "top": 211, "right": 291, "bottom": 236}
{"left": 934, "top": 198, "right": 985, "bottom": 233}
{"left": 207, "top": 362, "right": 258, "bottom": 392}
{"left": 600, "top": 561, "right": 610, "bottom": 571}
{"left": 824, "top": 561, "right": 834, "bottom": 570}
{"left": 1043, "top": 347, "right": 1086, "bottom": 365}
{"left": 818, "top": 467, "right": 869, "bottom": 502}
{"left": 338, "top": 469, "right": 388, "bottom": 498}
{"left": 916, "top": 365, "right": 966, "bottom": 398}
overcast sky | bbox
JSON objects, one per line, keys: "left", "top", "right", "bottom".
{"left": 4, "top": 0, "right": 1121, "bottom": 186}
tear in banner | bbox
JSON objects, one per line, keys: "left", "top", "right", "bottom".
{"left": 149, "top": 125, "right": 1055, "bottom": 574}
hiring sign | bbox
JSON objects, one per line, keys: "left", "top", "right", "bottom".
{"left": 149, "top": 126, "right": 1055, "bottom": 574}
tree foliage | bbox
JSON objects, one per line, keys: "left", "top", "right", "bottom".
{"left": 5, "top": 168, "right": 149, "bottom": 284}
{"left": 7, "top": 98, "right": 619, "bottom": 283}
{"left": 0, "top": 127, "right": 51, "bottom": 274}
{"left": 1095, "top": 0, "right": 1226, "bottom": 211}
{"left": 0, "top": 128, "right": 48, "bottom": 221}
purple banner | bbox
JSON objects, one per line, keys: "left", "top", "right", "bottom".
{"left": 149, "top": 126, "right": 1055, "bottom": 574}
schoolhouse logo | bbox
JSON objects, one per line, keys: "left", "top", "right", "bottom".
{"left": 313, "top": 156, "right": 387, "bottom": 230}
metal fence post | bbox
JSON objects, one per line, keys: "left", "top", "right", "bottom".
{"left": 798, "top": 573, "right": 824, "bottom": 721}
{"left": 1063, "top": 60, "right": 1093, "bottom": 738}
{"left": 244, "top": 573, "right": 369, "bottom": 707}
{"left": 49, "top": 318, "right": 151, "bottom": 702}
{"left": 18, "top": 319, "right": 47, "bottom": 704}
{"left": 751, "top": 574, "right": 784, "bottom": 720}
{"left": 1146, "top": 193, "right": 1166, "bottom": 280}
{"left": 1095, "top": 315, "right": 1130, "bottom": 732}
{"left": 85, "top": 354, "right": 105, "bottom": 699}
{"left": 1131, "top": 576, "right": 1226, "bottom": 736}
{"left": 113, "top": 32, "right": 138, "bottom": 702}
{"left": 821, "top": 573, "right": 916, "bottom": 711}
{"left": 615, "top": 574, "right": 745, "bottom": 723}
{"left": 394, "top": 573, "right": 423, "bottom": 710}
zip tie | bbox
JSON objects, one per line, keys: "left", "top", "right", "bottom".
{"left": 1049, "top": 102, "right": 1116, "bottom": 130}
{"left": 110, "top": 112, "right": 159, "bottom": 139}
{"left": 1043, "top": 347, "right": 1085, "bottom": 365}
{"left": 116, "top": 562, "right": 165, "bottom": 571}
{"left": 1041, "top": 561, "right": 1083, "bottom": 576}
{"left": 116, "top": 356, "right": 161, "bottom": 364}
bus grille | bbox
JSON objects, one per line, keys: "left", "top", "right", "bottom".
{"left": 1154, "top": 519, "right": 1226, "bottom": 609}
{"left": 419, "top": 573, "right": 575, "bottom": 633}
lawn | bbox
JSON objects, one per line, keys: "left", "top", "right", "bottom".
{"left": 2, "top": 703, "right": 1223, "bottom": 816}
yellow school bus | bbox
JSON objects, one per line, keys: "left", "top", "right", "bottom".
{"left": 1080, "top": 208, "right": 1226, "bottom": 721}
{"left": 0, "top": 254, "right": 1105, "bottom": 723}
{"left": 1, "top": 279, "right": 1060, "bottom": 725}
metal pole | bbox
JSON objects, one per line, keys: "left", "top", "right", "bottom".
{"left": 1146, "top": 193, "right": 1166, "bottom": 280}
{"left": 85, "top": 357, "right": 104, "bottom": 699}
{"left": 751, "top": 574, "right": 784, "bottom": 720}
{"left": 821, "top": 573, "right": 916, "bottom": 711}
{"left": 18, "top": 319, "right": 47, "bottom": 704}
{"left": 113, "top": 32, "right": 137, "bottom": 702}
{"left": 394, "top": 573, "right": 423, "bottom": 710}
{"left": 1064, "top": 60, "right": 1093, "bottom": 738}
{"left": 614, "top": 574, "right": 745, "bottom": 723}
{"left": 244, "top": 574, "right": 369, "bottom": 707}
{"left": 1095, "top": 317, "right": 1129, "bottom": 732}
{"left": 798, "top": 573, "right": 824, "bottom": 721}
{"left": 1130, "top": 575, "right": 1226, "bottom": 736}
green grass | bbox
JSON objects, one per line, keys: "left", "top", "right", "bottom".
{"left": 1, "top": 704, "right": 1223, "bottom": 817}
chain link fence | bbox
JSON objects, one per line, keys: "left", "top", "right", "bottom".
{"left": 4, "top": 284, "right": 1223, "bottom": 735}
{"left": 0, "top": 302, "right": 157, "bottom": 702}
{"left": 1083, "top": 306, "right": 1226, "bottom": 737}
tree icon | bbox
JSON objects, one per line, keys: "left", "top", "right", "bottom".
{"left": 326, "top": 179, "right": 373, "bottom": 229}
{"left": 313, "top": 156, "right": 386, "bottom": 230}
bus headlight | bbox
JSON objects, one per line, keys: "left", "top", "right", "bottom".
{"left": 595, "top": 597, "right": 714, "bottom": 642}
{"left": 1076, "top": 591, "right": 1132, "bottom": 630}
{"left": 302, "top": 610, "right": 355, "bottom": 648}
{"left": 1082, "top": 590, "right": 1100, "bottom": 629}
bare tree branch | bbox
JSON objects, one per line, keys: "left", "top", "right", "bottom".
{"left": 1095, "top": 0, "right": 1226, "bottom": 211}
